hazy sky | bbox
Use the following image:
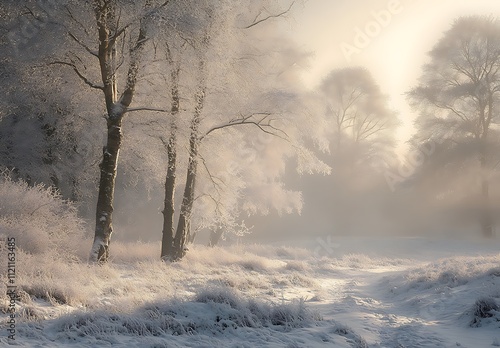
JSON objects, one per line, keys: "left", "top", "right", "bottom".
{"left": 289, "top": 0, "right": 500, "bottom": 151}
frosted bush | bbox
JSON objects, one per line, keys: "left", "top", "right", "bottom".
{"left": 238, "top": 257, "right": 273, "bottom": 272}
{"left": 195, "top": 286, "right": 243, "bottom": 309}
{"left": 284, "top": 260, "right": 309, "bottom": 272}
{"left": 0, "top": 173, "right": 87, "bottom": 258}
{"left": 404, "top": 256, "right": 500, "bottom": 291}
{"left": 275, "top": 246, "right": 311, "bottom": 260}
{"left": 470, "top": 297, "right": 500, "bottom": 327}
{"left": 10, "top": 250, "right": 100, "bottom": 306}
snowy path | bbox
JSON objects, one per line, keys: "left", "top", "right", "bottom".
{"left": 316, "top": 268, "right": 447, "bottom": 347}
{"left": 311, "top": 261, "right": 500, "bottom": 348}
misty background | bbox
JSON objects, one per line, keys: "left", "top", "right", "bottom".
{"left": 114, "top": 0, "right": 500, "bottom": 245}
{"left": 2, "top": 0, "right": 500, "bottom": 249}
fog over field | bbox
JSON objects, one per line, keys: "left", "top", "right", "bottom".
{"left": 1, "top": 1, "right": 500, "bottom": 347}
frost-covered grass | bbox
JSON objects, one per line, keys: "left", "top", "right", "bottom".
{"left": 52, "top": 287, "right": 320, "bottom": 340}
{"left": 0, "top": 243, "right": 333, "bottom": 347}
{"left": 2, "top": 177, "right": 500, "bottom": 346}
{"left": 2, "top": 238, "right": 500, "bottom": 347}
{"left": 385, "top": 254, "right": 500, "bottom": 294}
{"left": 1, "top": 243, "right": 323, "bottom": 311}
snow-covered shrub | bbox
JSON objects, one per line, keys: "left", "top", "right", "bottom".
{"left": 0, "top": 173, "right": 88, "bottom": 259}
{"left": 11, "top": 251, "right": 104, "bottom": 307}
{"left": 275, "top": 246, "right": 311, "bottom": 260}
{"left": 284, "top": 260, "right": 309, "bottom": 272}
{"left": 309, "top": 287, "right": 328, "bottom": 302}
{"left": 18, "top": 305, "right": 44, "bottom": 321}
{"left": 470, "top": 297, "right": 499, "bottom": 327}
{"left": 266, "top": 298, "right": 314, "bottom": 327}
{"left": 194, "top": 286, "right": 321, "bottom": 329}
{"left": 195, "top": 286, "right": 242, "bottom": 309}
{"left": 272, "top": 272, "right": 317, "bottom": 288}
{"left": 390, "top": 255, "right": 500, "bottom": 295}
{"left": 238, "top": 256, "right": 274, "bottom": 272}
{"left": 0, "top": 175, "right": 91, "bottom": 320}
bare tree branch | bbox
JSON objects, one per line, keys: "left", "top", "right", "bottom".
{"left": 125, "top": 107, "right": 170, "bottom": 113}
{"left": 199, "top": 153, "right": 226, "bottom": 195}
{"left": 243, "top": 1, "right": 295, "bottom": 29}
{"left": 49, "top": 61, "right": 104, "bottom": 90}
{"left": 65, "top": 5, "right": 91, "bottom": 36}
{"left": 111, "top": 0, "right": 171, "bottom": 43}
{"left": 68, "top": 31, "right": 98, "bottom": 57}
{"left": 200, "top": 112, "right": 289, "bottom": 141}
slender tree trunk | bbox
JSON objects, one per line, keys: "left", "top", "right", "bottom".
{"left": 171, "top": 86, "right": 205, "bottom": 261}
{"left": 161, "top": 81, "right": 179, "bottom": 259}
{"left": 91, "top": 116, "right": 123, "bottom": 262}
{"left": 480, "top": 177, "right": 492, "bottom": 238}
{"left": 479, "top": 95, "right": 493, "bottom": 238}
{"left": 172, "top": 141, "right": 198, "bottom": 260}
{"left": 89, "top": 0, "right": 148, "bottom": 262}
{"left": 89, "top": 0, "right": 119, "bottom": 263}
{"left": 479, "top": 148, "right": 493, "bottom": 238}
{"left": 161, "top": 132, "right": 177, "bottom": 259}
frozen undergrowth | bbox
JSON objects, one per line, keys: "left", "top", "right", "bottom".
{"left": 2, "top": 178, "right": 500, "bottom": 346}
{"left": 0, "top": 174, "right": 88, "bottom": 259}
{"left": 385, "top": 255, "right": 500, "bottom": 294}
{"left": 0, "top": 243, "right": 350, "bottom": 347}
{"left": 0, "top": 243, "right": 325, "bottom": 315}
{"left": 2, "top": 240, "right": 500, "bottom": 347}
{"left": 39, "top": 286, "right": 322, "bottom": 343}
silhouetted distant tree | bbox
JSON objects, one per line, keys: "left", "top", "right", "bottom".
{"left": 409, "top": 16, "right": 500, "bottom": 238}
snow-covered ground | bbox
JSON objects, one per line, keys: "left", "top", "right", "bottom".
{"left": 1, "top": 236, "right": 500, "bottom": 347}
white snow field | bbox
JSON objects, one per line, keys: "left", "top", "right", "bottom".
{"left": 1, "top": 236, "right": 500, "bottom": 347}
